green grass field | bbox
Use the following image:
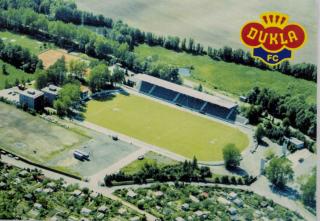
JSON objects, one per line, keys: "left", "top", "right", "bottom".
{"left": 0, "top": 30, "right": 55, "bottom": 54}
{"left": 121, "top": 151, "right": 178, "bottom": 175}
{"left": 0, "top": 103, "right": 88, "bottom": 163}
{"left": 84, "top": 93, "right": 249, "bottom": 161}
{"left": 135, "top": 45, "right": 316, "bottom": 104}
{"left": 0, "top": 60, "right": 37, "bottom": 89}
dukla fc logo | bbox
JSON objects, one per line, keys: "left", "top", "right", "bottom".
{"left": 240, "top": 12, "right": 307, "bottom": 65}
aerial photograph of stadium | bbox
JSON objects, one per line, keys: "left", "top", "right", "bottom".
{"left": 0, "top": 0, "right": 318, "bottom": 220}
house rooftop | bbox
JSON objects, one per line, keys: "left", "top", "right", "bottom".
{"left": 98, "top": 205, "right": 108, "bottom": 213}
{"left": 289, "top": 137, "right": 304, "bottom": 146}
{"left": 41, "top": 84, "right": 61, "bottom": 95}
{"left": 20, "top": 88, "right": 44, "bottom": 99}
{"left": 127, "top": 190, "right": 137, "bottom": 198}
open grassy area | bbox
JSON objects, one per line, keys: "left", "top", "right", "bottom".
{"left": 121, "top": 151, "right": 178, "bottom": 175}
{"left": 135, "top": 45, "right": 316, "bottom": 104}
{"left": 84, "top": 93, "right": 249, "bottom": 162}
{"left": 0, "top": 60, "right": 37, "bottom": 89}
{"left": 0, "top": 103, "right": 88, "bottom": 163}
{"left": 0, "top": 30, "right": 55, "bottom": 55}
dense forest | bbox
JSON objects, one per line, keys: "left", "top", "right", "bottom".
{"left": 0, "top": 0, "right": 317, "bottom": 82}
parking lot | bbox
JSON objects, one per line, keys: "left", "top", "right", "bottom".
{"left": 0, "top": 87, "right": 22, "bottom": 104}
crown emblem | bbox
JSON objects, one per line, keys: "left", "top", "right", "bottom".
{"left": 260, "top": 12, "right": 289, "bottom": 28}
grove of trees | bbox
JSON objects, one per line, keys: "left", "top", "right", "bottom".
{"left": 246, "top": 87, "right": 316, "bottom": 139}
{"left": 104, "top": 157, "right": 212, "bottom": 186}
{"left": 0, "top": 39, "right": 40, "bottom": 73}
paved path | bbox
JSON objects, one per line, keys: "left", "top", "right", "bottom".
{"left": 1, "top": 155, "right": 158, "bottom": 221}
{"left": 88, "top": 147, "right": 149, "bottom": 186}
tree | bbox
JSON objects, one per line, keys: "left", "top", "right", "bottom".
{"left": 264, "top": 148, "right": 275, "bottom": 160}
{"left": 222, "top": 144, "right": 241, "bottom": 169}
{"left": 35, "top": 70, "right": 48, "bottom": 89}
{"left": 111, "top": 66, "right": 125, "bottom": 86}
{"left": 300, "top": 168, "right": 316, "bottom": 208}
{"left": 88, "top": 64, "right": 110, "bottom": 92}
{"left": 47, "top": 56, "right": 67, "bottom": 86}
{"left": 54, "top": 83, "right": 81, "bottom": 116}
{"left": 197, "top": 84, "right": 203, "bottom": 92}
{"left": 68, "top": 59, "right": 87, "bottom": 79}
{"left": 282, "top": 117, "right": 290, "bottom": 128}
{"left": 188, "top": 38, "right": 194, "bottom": 52}
{"left": 265, "top": 157, "right": 294, "bottom": 188}
{"left": 2, "top": 64, "right": 8, "bottom": 75}
{"left": 181, "top": 38, "right": 186, "bottom": 51}
{"left": 246, "top": 105, "right": 262, "bottom": 125}
{"left": 255, "top": 124, "right": 265, "bottom": 144}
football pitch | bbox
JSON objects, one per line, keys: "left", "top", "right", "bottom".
{"left": 84, "top": 93, "right": 249, "bottom": 161}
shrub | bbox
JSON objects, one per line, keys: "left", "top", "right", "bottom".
{"left": 230, "top": 176, "right": 237, "bottom": 184}
{"left": 221, "top": 176, "right": 229, "bottom": 184}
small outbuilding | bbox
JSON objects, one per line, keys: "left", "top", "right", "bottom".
{"left": 98, "top": 205, "right": 108, "bottom": 213}
{"left": 229, "top": 207, "right": 237, "bottom": 215}
{"left": 127, "top": 190, "right": 137, "bottom": 198}
{"left": 289, "top": 137, "right": 304, "bottom": 149}
{"left": 80, "top": 207, "right": 91, "bottom": 216}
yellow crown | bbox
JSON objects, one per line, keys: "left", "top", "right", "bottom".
{"left": 260, "top": 12, "right": 289, "bottom": 28}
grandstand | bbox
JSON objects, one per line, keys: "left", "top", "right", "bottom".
{"left": 132, "top": 74, "right": 239, "bottom": 122}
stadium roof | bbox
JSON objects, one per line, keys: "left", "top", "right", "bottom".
{"left": 134, "top": 74, "right": 237, "bottom": 109}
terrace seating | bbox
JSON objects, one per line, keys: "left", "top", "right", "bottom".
{"left": 227, "top": 108, "right": 237, "bottom": 121}
{"left": 140, "top": 82, "right": 154, "bottom": 94}
{"left": 138, "top": 79, "right": 237, "bottom": 122}
{"left": 203, "top": 103, "right": 231, "bottom": 119}
{"left": 176, "top": 94, "right": 205, "bottom": 111}
{"left": 150, "top": 86, "right": 178, "bottom": 102}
